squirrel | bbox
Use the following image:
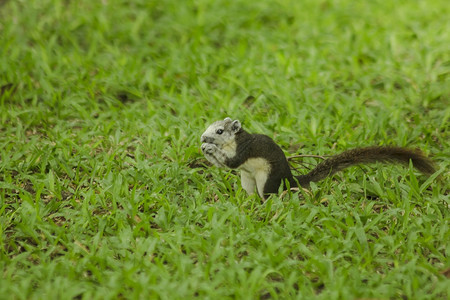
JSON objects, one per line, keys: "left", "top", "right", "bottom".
{"left": 200, "top": 117, "right": 436, "bottom": 199}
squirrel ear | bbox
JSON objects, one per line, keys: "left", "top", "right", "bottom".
{"left": 231, "top": 120, "right": 241, "bottom": 132}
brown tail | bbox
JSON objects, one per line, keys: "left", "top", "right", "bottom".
{"left": 295, "top": 146, "right": 436, "bottom": 187}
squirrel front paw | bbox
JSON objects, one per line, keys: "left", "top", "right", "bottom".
{"left": 201, "top": 143, "right": 226, "bottom": 167}
{"left": 201, "top": 143, "right": 217, "bottom": 155}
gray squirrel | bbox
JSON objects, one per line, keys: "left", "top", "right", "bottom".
{"left": 201, "top": 117, "right": 436, "bottom": 199}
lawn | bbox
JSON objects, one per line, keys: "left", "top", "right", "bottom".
{"left": 1, "top": 0, "right": 449, "bottom": 299}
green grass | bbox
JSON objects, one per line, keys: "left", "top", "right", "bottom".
{"left": 1, "top": 0, "right": 449, "bottom": 299}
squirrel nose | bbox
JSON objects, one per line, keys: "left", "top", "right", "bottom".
{"left": 201, "top": 135, "right": 214, "bottom": 143}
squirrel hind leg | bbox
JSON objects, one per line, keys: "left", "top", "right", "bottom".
{"left": 241, "top": 171, "right": 256, "bottom": 195}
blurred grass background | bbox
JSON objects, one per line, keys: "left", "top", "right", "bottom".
{"left": 0, "top": 0, "right": 449, "bottom": 299}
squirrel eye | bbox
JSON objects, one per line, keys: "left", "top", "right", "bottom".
{"left": 216, "top": 129, "right": 224, "bottom": 135}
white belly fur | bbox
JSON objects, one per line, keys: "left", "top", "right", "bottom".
{"left": 238, "top": 158, "right": 271, "bottom": 197}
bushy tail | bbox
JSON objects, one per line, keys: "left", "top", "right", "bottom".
{"left": 295, "top": 146, "right": 436, "bottom": 187}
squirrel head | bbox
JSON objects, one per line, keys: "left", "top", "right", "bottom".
{"left": 201, "top": 117, "right": 242, "bottom": 147}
